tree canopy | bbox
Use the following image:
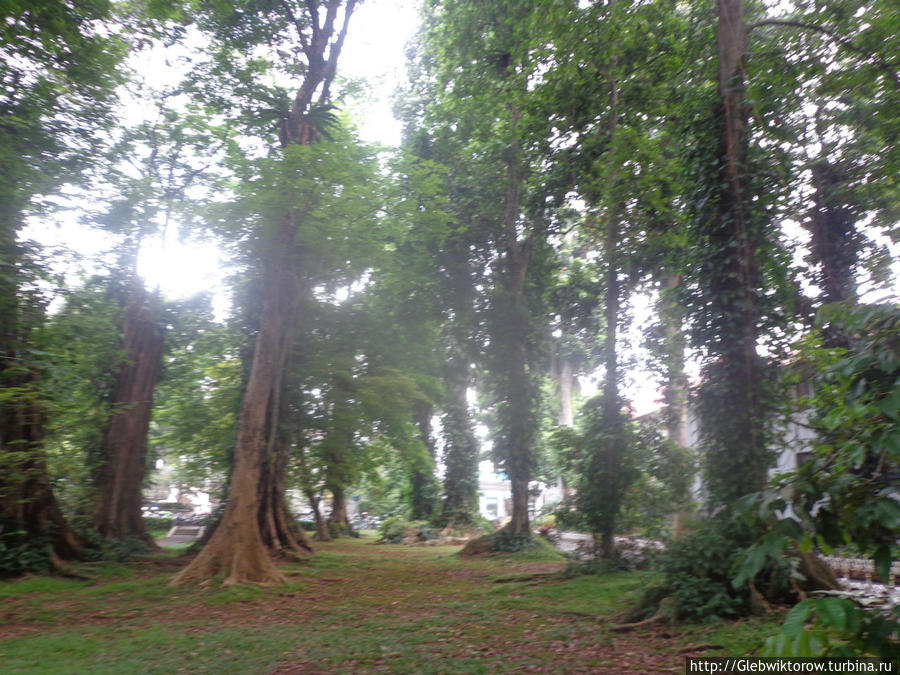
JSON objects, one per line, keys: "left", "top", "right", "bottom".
{"left": 0, "top": 0, "right": 897, "bottom": 657}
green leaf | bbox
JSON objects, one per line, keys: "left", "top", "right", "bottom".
{"left": 783, "top": 600, "right": 814, "bottom": 638}
{"left": 874, "top": 543, "right": 892, "bottom": 583}
{"left": 793, "top": 628, "right": 812, "bottom": 657}
{"left": 878, "top": 383, "right": 900, "bottom": 420}
{"left": 874, "top": 498, "right": 900, "bottom": 530}
{"left": 798, "top": 532, "right": 814, "bottom": 554}
{"left": 814, "top": 597, "right": 847, "bottom": 631}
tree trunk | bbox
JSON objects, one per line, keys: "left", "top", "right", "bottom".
{"left": 328, "top": 484, "right": 349, "bottom": 532}
{"left": 0, "top": 381, "right": 85, "bottom": 567}
{"left": 94, "top": 279, "right": 164, "bottom": 544}
{"left": 659, "top": 273, "right": 688, "bottom": 448}
{"left": 308, "top": 492, "right": 331, "bottom": 541}
{"left": 258, "top": 439, "right": 314, "bottom": 557}
{"left": 0, "top": 225, "right": 84, "bottom": 570}
{"left": 408, "top": 403, "right": 437, "bottom": 521}
{"left": 595, "top": 44, "right": 624, "bottom": 559}
{"left": 599, "top": 213, "right": 623, "bottom": 558}
{"left": 699, "top": 0, "right": 769, "bottom": 507}
{"left": 171, "top": 244, "right": 297, "bottom": 586}
{"left": 496, "top": 103, "right": 537, "bottom": 538}
{"left": 296, "top": 444, "right": 330, "bottom": 541}
{"left": 809, "top": 161, "right": 857, "bottom": 307}
{"left": 440, "top": 346, "right": 480, "bottom": 525}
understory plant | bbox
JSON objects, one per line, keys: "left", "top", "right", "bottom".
{"left": 740, "top": 304, "right": 900, "bottom": 659}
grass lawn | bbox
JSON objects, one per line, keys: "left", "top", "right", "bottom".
{"left": 0, "top": 535, "right": 782, "bottom": 673}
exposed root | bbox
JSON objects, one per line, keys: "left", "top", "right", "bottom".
{"left": 677, "top": 644, "right": 724, "bottom": 655}
{"left": 170, "top": 534, "right": 286, "bottom": 587}
{"left": 492, "top": 572, "right": 560, "bottom": 584}
{"left": 460, "top": 533, "right": 497, "bottom": 557}
{"left": 611, "top": 597, "right": 675, "bottom": 632}
{"left": 49, "top": 551, "right": 92, "bottom": 581}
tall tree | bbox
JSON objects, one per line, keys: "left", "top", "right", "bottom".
{"left": 173, "top": 0, "right": 358, "bottom": 586}
{"left": 0, "top": 0, "right": 124, "bottom": 570}
{"left": 532, "top": 0, "right": 688, "bottom": 554}
{"left": 687, "top": 0, "right": 774, "bottom": 507}
{"left": 416, "top": 0, "right": 552, "bottom": 545}
{"left": 89, "top": 107, "right": 226, "bottom": 543}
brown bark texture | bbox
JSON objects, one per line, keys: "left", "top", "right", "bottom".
{"left": 258, "top": 440, "right": 314, "bottom": 556}
{"left": 328, "top": 484, "right": 349, "bottom": 530}
{"left": 172, "top": 248, "right": 297, "bottom": 585}
{"left": 700, "top": 0, "right": 769, "bottom": 504}
{"left": 94, "top": 280, "right": 164, "bottom": 543}
{"left": 172, "top": 0, "right": 357, "bottom": 586}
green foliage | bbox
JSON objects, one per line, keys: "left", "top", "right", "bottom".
{"left": 618, "top": 427, "right": 697, "bottom": 539}
{"left": 37, "top": 275, "right": 125, "bottom": 520}
{"left": 652, "top": 519, "right": 793, "bottom": 622}
{"left": 150, "top": 297, "right": 241, "bottom": 493}
{"left": 657, "top": 523, "right": 750, "bottom": 621}
{"left": 736, "top": 304, "right": 899, "bottom": 658}
{"left": 0, "top": 530, "right": 52, "bottom": 577}
{"left": 378, "top": 516, "right": 411, "bottom": 544}
{"left": 763, "top": 598, "right": 900, "bottom": 661}
{"left": 552, "top": 400, "right": 693, "bottom": 540}
{"left": 738, "top": 305, "right": 899, "bottom": 579}
{"left": 376, "top": 517, "right": 438, "bottom": 544}
{"left": 143, "top": 517, "right": 174, "bottom": 539}
{"left": 493, "top": 530, "right": 537, "bottom": 553}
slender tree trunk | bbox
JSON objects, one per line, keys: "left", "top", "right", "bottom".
{"left": 296, "top": 444, "right": 330, "bottom": 541}
{"left": 94, "top": 279, "right": 164, "bottom": 544}
{"left": 440, "top": 346, "right": 480, "bottom": 525}
{"left": 599, "top": 214, "right": 622, "bottom": 559}
{"left": 409, "top": 403, "right": 437, "bottom": 521}
{"left": 595, "top": 41, "right": 623, "bottom": 559}
{"left": 258, "top": 439, "right": 314, "bottom": 557}
{"left": 439, "top": 240, "right": 480, "bottom": 527}
{"left": 660, "top": 273, "right": 688, "bottom": 448}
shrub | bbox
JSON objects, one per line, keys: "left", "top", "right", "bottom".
{"left": 417, "top": 523, "right": 439, "bottom": 541}
{"left": 494, "top": 530, "right": 535, "bottom": 553}
{"left": 377, "top": 515, "right": 410, "bottom": 543}
{"left": 657, "top": 523, "right": 749, "bottom": 621}
{"left": 0, "top": 529, "right": 51, "bottom": 577}
{"left": 143, "top": 516, "right": 174, "bottom": 539}
{"left": 763, "top": 597, "right": 900, "bottom": 661}
{"left": 645, "top": 519, "right": 793, "bottom": 622}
